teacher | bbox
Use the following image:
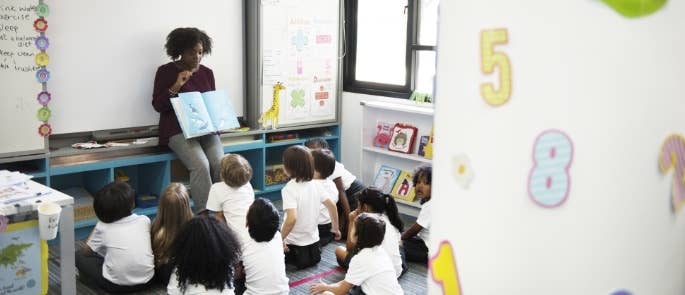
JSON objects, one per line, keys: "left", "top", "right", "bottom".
{"left": 152, "top": 27, "right": 222, "bottom": 212}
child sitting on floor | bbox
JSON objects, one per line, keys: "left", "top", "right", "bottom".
{"left": 206, "top": 153, "right": 255, "bottom": 242}
{"left": 311, "top": 148, "right": 340, "bottom": 247}
{"left": 310, "top": 213, "right": 404, "bottom": 295}
{"left": 236, "top": 198, "right": 290, "bottom": 295}
{"left": 75, "top": 182, "right": 155, "bottom": 293}
{"left": 167, "top": 215, "right": 241, "bottom": 294}
{"left": 281, "top": 145, "right": 340, "bottom": 269}
{"left": 336, "top": 187, "right": 406, "bottom": 277}
{"left": 401, "top": 164, "right": 432, "bottom": 264}
{"left": 151, "top": 182, "right": 194, "bottom": 285}
{"left": 305, "top": 138, "right": 366, "bottom": 239}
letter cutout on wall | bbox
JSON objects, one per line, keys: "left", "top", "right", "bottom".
{"left": 658, "top": 134, "right": 685, "bottom": 212}
{"left": 480, "top": 28, "right": 511, "bottom": 106}
{"left": 430, "top": 241, "right": 462, "bottom": 295}
{"left": 528, "top": 129, "right": 574, "bottom": 207}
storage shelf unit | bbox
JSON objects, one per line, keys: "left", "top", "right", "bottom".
{"left": 0, "top": 124, "right": 340, "bottom": 238}
{"left": 360, "top": 100, "right": 433, "bottom": 217}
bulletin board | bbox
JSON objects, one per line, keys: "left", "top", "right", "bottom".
{"left": 247, "top": 0, "right": 341, "bottom": 128}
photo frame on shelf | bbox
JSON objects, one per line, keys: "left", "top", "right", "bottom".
{"left": 388, "top": 123, "right": 418, "bottom": 154}
{"left": 372, "top": 165, "right": 401, "bottom": 194}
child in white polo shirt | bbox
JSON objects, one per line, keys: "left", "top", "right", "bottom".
{"left": 75, "top": 182, "right": 155, "bottom": 293}
{"left": 311, "top": 148, "right": 340, "bottom": 247}
{"left": 206, "top": 153, "right": 255, "bottom": 242}
{"left": 235, "top": 198, "right": 290, "bottom": 295}
{"left": 310, "top": 213, "right": 404, "bottom": 295}
{"left": 401, "top": 164, "right": 432, "bottom": 264}
{"left": 280, "top": 145, "right": 340, "bottom": 269}
{"left": 306, "top": 138, "right": 365, "bottom": 240}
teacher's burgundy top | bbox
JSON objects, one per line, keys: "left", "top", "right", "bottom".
{"left": 151, "top": 62, "right": 215, "bottom": 145}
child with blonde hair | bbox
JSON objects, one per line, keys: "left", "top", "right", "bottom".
{"left": 150, "top": 183, "right": 194, "bottom": 285}
{"left": 281, "top": 145, "right": 340, "bottom": 269}
{"left": 206, "top": 153, "right": 255, "bottom": 242}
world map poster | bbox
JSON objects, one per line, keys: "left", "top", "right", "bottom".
{"left": 0, "top": 220, "right": 47, "bottom": 295}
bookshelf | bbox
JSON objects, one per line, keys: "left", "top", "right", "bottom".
{"left": 360, "top": 100, "right": 433, "bottom": 217}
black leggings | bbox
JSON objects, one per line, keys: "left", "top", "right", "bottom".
{"left": 318, "top": 223, "right": 334, "bottom": 247}
{"left": 284, "top": 241, "right": 321, "bottom": 269}
{"left": 75, "top": 251, "right": 152, "bottom": 293}
{"left": 403, "top": 236, "right": 428, "bottom": 264}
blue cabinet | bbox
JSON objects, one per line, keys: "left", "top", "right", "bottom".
{"left": 1, "top": 124, "right": 339, "bottom": 238}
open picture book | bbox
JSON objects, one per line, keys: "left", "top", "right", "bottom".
{"left": 170, "top": 90, "right": 240, "bottom": 139}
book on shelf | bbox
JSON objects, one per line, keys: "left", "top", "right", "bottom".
{"left": 171, "top": 89, "right": 240, "bottom": 139}
{"left": 388, "top": 123, "right": 418, "bottom": 154}
{"left": 417, "top": 135, "right": 430, "bottom": 157}
{"left": 390, "top": 170, "right": 416, "bottom": 202}
{"left": 372, "top": 165, "right": 401, "bottom": 194}
{"left": 373, "top": 121, "right": 393, "bottom": 148}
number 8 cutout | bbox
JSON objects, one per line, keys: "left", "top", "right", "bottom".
{"left": 658, "top": 134, "right": 685, "bottom": 212}
{"left": 528, "top": 129, "right": 574, "bottom": 208}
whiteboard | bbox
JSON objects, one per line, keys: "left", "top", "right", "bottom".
{"left": 258, "top": 0, "right": 339, "bottom": 126}
{"left": 47, "top": 0, "right": 244, "bottom": 134}
{"left": 0, "top": 0, "right": 46, "bottom": 155}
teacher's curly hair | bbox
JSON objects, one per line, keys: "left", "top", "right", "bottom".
{"left": 165, "top": 27, "right": 212, "bottom": 60}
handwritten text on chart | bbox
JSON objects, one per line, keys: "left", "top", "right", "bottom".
{"left": 0, "top": 4, "right": 39, "bottom": 73}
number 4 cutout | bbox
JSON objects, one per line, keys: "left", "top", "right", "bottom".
{"left": 481, "top": 28, "right": 512, "bottom": 106}
{"left": 430, "top": 241, "right": 463, "bottom": 295}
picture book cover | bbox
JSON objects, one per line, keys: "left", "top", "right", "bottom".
{"left": 0, "top": 220, "right": 48, "bottom": 295}
{"left": 171, "top": 90, "right": 240, "bottom": 139}
{"left": 373, "top": 121, "right": 393, "bottom": 148}
{"left": 417, "top": 135, "right": 430, "bottom": 157}
{"left": 372, "top": 165, "right": 401, "bottom": 194}
{"left": 390, "top": 170, "right": 416, "bottom": 202}
{"left": 388, "top": 123, "right": 418, "bottom": 154}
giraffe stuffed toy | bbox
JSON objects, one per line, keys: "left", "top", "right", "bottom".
{"left": 259, "top": 82, "right": 286, "bottom": 129}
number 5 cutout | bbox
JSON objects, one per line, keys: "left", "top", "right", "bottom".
{"left": 430, "top": 241, "right": 462, "bottom": 295}
{"left": 659, "top": 134, "right": 685, "bottom": 212}
{"left": 481, "top": 28, "right": 511, "bottom": 106}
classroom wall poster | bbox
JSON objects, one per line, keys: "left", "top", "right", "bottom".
{"left": 0, "top": 220, "right": 48, "bottom": 295}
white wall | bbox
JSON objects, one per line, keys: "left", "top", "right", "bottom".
{"left": 429, "top": 0, "right": 685, "bottom": 294}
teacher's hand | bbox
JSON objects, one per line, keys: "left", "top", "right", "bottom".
{"left": 172, "top": 70, "right": 193, "bottom": 91}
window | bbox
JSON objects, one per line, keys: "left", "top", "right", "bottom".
{"left": 344, "top": 0, "right": 439, "bottom": 99}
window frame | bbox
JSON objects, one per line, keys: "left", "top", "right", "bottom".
{"left": 343, "top": 0, "right": 436, "bottom": 98}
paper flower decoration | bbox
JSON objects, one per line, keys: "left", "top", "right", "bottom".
{"left": 35, "top": 36, "right": 49, "bottom": 51}
{"left": 34, "top": 18, "right": 48, "bottom": 32}
{"left": 0, "top": 215, "right": 8, "bottom": 232}
{"left": 37, "top": 107, "right": 51, "bottom": 122}
{"left": 36, "top": 69, "right": 50, "bottom": 83}
{"left": 37, "top": 91, "right": 51, "bottom": 105}
{"left": 38, "top": 123, "right": 52, "bottom": 137}
{"left": 602, "top": 0, "right": 667, "bottom": 18}
{"left": 453, "top": 154, "right": 474, "bottom": 189}
{"left": 35, "top": 52, "right": 49, "bottom": 67}
{"left": 36, "top": 3, "right": 50, "bottom": 17}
